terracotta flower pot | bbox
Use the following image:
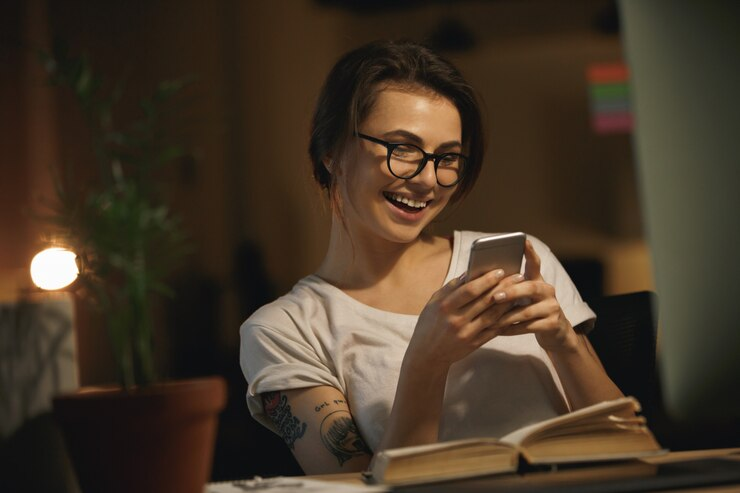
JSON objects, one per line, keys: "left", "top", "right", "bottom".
{"left": 53, "top": 376, "right": 227, "bottom": 493}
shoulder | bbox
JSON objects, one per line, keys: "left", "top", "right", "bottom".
{"left": 240, "top": 276, "right": 331, "bottom": 339}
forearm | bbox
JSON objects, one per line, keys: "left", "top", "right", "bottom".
{"left": 547, "top": 333, "right": 624, "bottom": 410}
{"left": 376, "top": 354, "right": 450, "bottom": 451}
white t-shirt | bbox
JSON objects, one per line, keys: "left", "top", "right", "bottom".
{"left": 240, "top": 231, "right": 595, "bottom": 452}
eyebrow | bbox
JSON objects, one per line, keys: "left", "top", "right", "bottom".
{"left": 381, "top": 129, "right": 462, "bottom": 152}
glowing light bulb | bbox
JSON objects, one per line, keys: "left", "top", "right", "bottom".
{"left": 30, "top": 247, "right": 79, "bottom": 290}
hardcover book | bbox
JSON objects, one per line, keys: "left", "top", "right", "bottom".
{"left": 366, "top": 397, "right": 665, "bottom": 486}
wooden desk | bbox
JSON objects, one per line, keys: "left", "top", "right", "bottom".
{"left": 309, "top": 448, "right": 740, "bottom": 492}
{"left": 641, "top": 448, "right": 740, "bottom": 465}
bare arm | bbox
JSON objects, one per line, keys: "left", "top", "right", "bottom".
{"left": 375, "top": 349, "right": 450, "bottom": 451}
{"left": 261, "top": 386, "right": 372, "bottom": 475}
{"left": 545, "top": 332, "right": 625, "bottom": 409}
{"left": 490, "top": 240, "right": 624, "bottom": 410}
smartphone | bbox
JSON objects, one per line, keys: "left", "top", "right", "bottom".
{"left": 466, "top": 232, "right": 526, "bottom": 281}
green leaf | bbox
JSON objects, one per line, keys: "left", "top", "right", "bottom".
{"left": 37, "top": 43, "right": 194, "bottom": 389}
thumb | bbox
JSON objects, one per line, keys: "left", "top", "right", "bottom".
{"left": 524, "top": 240, "right": 544, "bottom": 281}
{"left": 434, "top": 272, "right": 466, "bottom": 299}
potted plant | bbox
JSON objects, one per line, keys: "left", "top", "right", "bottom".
{"left": 39, "top": 43, "right": 226, "bottom": 493}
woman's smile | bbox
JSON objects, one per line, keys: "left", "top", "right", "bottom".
{"left": 382, "top": 191, "right": 431, "bottom": 220}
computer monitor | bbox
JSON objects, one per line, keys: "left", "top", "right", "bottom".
{"left": 619, "top": 0, "right": 740, "bottom": 425}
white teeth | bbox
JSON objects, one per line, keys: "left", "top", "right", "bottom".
{"left": 387, "top": 193, "right": 428, "bottom": 209}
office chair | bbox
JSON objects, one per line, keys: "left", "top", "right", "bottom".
{"left": 587, "top": 291, "right": 662, "bottom": 420}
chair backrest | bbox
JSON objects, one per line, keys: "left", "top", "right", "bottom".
{"left": 587, "top": 291, "right": 660, "bottom": 417}
{"left": 588, "top": 291, "right": 740, "bottom": 450}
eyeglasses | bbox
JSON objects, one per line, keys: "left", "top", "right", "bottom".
{"left": 355, "top": 133, "right": 467, "bottom": 187}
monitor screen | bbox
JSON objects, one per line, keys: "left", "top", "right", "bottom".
{"left": 619, "top": 0, "right": 740, "bottom": 426}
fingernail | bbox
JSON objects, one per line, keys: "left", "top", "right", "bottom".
{"left": 513, "top": 274, "right": 525, "bottom": 282}
{"left": 458, "top": 273, "right": 467, "bottom": 283}
{"left": 494, "top": 269, "right": 504, "bottom": 279}
{"left": 493, "top": 291, "right": 507, "bottom": 301}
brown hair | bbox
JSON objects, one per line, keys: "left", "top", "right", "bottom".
{"left": 309, "top": 39, "right": 485, "bottom": 206}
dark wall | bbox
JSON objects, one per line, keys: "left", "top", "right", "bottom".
{"left": 1, "top": 0, "right": 649, "bottom": 481}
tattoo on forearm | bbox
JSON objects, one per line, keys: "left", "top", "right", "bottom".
{"left": 320, "top": 410, "right": 372, "bottom": 466}
{"left": 262, "top": 391, "right": 307, "bottom": 450}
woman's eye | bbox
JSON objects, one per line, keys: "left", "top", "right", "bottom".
{"left": 439, "top": 155, "right": 461, "bottom": 167}
{"left": 392, "top": 145, "right": 419, "bottom": 159}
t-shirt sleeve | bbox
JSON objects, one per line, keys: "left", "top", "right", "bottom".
{"left": 528, "top": 235, "right": 596, "bottom": 333}
{"left": 239, "top": 310, "right": 342, "bottom": 433}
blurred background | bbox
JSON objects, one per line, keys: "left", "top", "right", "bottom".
{"left": 0, "top": 0, "right": 654, "bottom": 483}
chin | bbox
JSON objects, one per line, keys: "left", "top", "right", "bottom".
{"left": 381, "top": 221, "right": 432, "bottom": 244}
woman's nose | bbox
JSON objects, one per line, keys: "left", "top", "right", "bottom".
{"left": 408, "top": 158, "right": 438, "bottom": 188}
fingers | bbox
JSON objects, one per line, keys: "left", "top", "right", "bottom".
{"left": 429, "top": 266, "right": 532, "bottom": 352}
{"left": 430, "top": 271, "right": 470, "bottom": 305}
{"left": 471, "top": 306, "right": 558, "bottom": 346}
{"left": 449, "top": 241, "right": 577, "bottom": 353}
{"left": 494, "top": 296, "right": 560, "bottom": 328}
{"left": 470, "top": 313, "right": 559, "bottom": 344}
{"left": 438, "top": 268, "right": 504, "bottom": 311}
{"left": 490, "top": 277, "right": 554, "bottom": 306}
{"left": 430, "top": 270, "right": 524, "bottom": 342}
{"left": 468, "top": 304, "right": 513, "bottom": 344}
{"left": 438, "top": 271, "right": 467, "bottom": 293}
{"left": 495, "top": 316, "right": 579, "bottom": 353}
{"left": 456, "top": 273, "right": 524, "bottom": 338}
{"left": 459, "top": 272, "right": 525, "bottom": 323}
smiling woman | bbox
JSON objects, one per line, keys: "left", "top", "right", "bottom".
{"left": 239, "top": 39, "right": 624, "bottom": 476}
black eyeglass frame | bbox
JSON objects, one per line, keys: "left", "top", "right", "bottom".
{"left": 355, "top": 132, "right": 468, "bottom": 188}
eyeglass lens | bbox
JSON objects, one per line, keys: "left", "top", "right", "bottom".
{"left": 390, "top": 144, "right": 465, "bottom": 186}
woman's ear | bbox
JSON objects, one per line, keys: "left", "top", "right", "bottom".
{"left": 323, "top": 154, "right": 342, "bottom": 177}
{"left": 322, "top": 156, "right": 333, "bottom": 174}
{"left": 321, "top": 147, "right": 335, "bottom": 172}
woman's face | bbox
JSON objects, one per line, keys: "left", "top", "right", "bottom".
{"left": 333, "top": 84, "right": 462, "bottom": 245}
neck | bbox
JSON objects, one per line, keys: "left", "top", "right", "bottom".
{"left": 316, "top": 218, "right": 435, "bottom": 290}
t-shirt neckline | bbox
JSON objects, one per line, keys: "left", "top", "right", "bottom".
{"left": 305, "top": 231, "right": 462, "bottom": 319}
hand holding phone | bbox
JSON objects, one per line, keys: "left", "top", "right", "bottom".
{"left": 466, "top": 232, "right": 526, "bottom": 281}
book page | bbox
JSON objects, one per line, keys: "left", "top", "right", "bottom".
{"left": 374, "top": 437, "right": 508, "bottom": 459}
{"left": 499, "top": 396, "right": 640, "bottom": 446}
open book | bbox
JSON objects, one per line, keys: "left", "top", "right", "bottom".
{"left": 366, "top": 397, "right": 666, "bottom": 486}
